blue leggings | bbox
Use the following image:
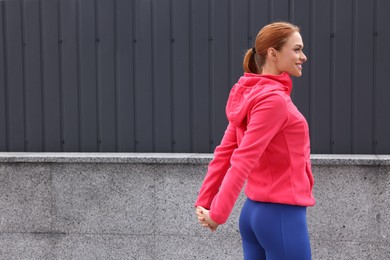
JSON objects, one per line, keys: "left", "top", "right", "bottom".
{"left": 239, "top": 199, "right": 311, "bottom": 260}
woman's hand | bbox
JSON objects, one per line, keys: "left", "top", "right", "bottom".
{"left": 196, "top": 206, "right": 219, "bottom": 232}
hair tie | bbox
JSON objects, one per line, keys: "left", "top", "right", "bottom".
{"left": 252, "top": 47, "right": 256, "bottom": 54}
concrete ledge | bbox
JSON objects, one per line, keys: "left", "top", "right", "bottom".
{"left": 310, "top": 154, "right": 390, "bottom": 166}
{"left": 0, "top": 152, "right": 214, "bottom": 164}
{"left": 0, "top": 152, "right": 389, "bottom": 165}
{"left": 0, "top": 153, "right": 389, "bottom": 259}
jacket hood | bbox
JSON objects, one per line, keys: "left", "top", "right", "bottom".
{"left": 226, "top": 72, "right": 292, "bottom": 127}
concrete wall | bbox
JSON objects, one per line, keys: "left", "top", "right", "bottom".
{"left": 0, "top": 153, "right": 388, "bottom": 259}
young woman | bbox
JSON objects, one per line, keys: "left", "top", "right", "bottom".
{"left": 195, "top": 22, "right": 315, "bottom": 260}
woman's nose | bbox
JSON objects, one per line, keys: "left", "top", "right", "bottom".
{"left": 301, "top": 52, "right": 307, "bottom": 62}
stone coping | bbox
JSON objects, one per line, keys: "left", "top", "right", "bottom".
{"left": 0, "top": 152, "right": 389, "bottom": 166}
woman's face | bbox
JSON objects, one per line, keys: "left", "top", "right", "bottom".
{"left": 275, "top": 31, "right": 307, "bottom": 77}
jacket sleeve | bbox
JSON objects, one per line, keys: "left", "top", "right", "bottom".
{"left": 209, "top": 93, "right": 288, "bottom": 224}
{"left": 194, "top": 122, "right": 238, "bottom": 209}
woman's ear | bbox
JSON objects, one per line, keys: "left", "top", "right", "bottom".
{"left": 267, "top": 47, "right": 278, "bottom": 61}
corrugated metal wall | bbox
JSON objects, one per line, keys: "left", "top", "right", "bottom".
{"left": 0, "top": 0, "right": 389, "bottom": 154}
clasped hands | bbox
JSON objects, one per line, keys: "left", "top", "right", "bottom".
{"left": 196, "top": 206, "right": 219, "bottom": 232}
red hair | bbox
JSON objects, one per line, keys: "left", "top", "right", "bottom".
{"left": 243, "top": 22, "right": 300, "bottom": 74}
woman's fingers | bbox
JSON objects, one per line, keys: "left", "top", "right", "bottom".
{"left": 196, "top": 207, "right": 207, "bottom": 225}
{"left": 196, "top": 206, "right": 218, "bottom": 231}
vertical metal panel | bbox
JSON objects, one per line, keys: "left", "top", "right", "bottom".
{"left": 23, "top": 0, "right": 43, "bottom": 151}
{"left": 192, "top": 0, "right": 210, "bottom": 152}
{"left": 116, "top": 0, "right": 135, "bottom": 152}
{"left": 333, "top": 0, "right": 353, "bottom": 153}
{"left": 78, "top": 0, "right": 98, "bottom": 152}
{"left": 291, "top": 0, "right": 311, "bottom": 121}
{"left": 41, "top": 0, "right": 61, "bottom": 152}
{"left": 60, "top": 0, "right": 80, "bottom": 151}
{"left": 353, "top": 0, "right": 374, "bottom": 153}
{"left": 250, "top": 0, "right": 269, "bottom": 35}
{"left": 4, "top": 0, "right": 25, "bottom": 151}
{"left": 135, "top": 0, "right": 154, "bottom": 152}
{"left": 230, "top": 0, "right": 248, "bottom": 85}
{"left": 171, "top": 0, "right": 191, "bottom": 152}
{"left": 154, "top": 0, "right": 172, "bottom": 152}
{"left": 97, "top": 0, "right": 117, "bottom": 151}
{"left": 0, "top": 2, "right": 7, "bottom": 151}
{"left": 311, "top": 0, "right": 332, "bottom": 153}
{"left": 210, "top": 0, "right": 229, "bottom": 150}
{"left": 376, "top": 0, "right": 390, "bottom": 153}
{"left": 271, "top": 0, "right": 290, "bottom": 21}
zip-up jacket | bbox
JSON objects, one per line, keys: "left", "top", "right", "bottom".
{"left": 195, "top": 72, "right": 315, "bottom": 224}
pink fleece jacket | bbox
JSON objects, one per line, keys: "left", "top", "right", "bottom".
{"left": 195, "top": 72, "right": 315, "bottom": 224}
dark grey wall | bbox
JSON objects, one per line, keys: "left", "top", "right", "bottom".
{"left": 0, "top": 0, "right": 389, "bottom": 154}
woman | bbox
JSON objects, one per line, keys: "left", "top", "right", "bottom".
{"left": 195, "top": 22, "right": 315, "bottom": 260}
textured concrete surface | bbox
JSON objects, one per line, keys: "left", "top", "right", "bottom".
{"left": 0, "top": 153, "right": 389, "bottom": 259}
{"left": 308, "top": 164, "right": 389, "bottom": 260}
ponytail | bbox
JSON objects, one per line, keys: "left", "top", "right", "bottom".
{"left": 243, "top": 47, "right": 260, "bottom": 74}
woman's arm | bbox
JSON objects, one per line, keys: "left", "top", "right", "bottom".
{"left": 209, "top": 93, "right": 288, "bottom": 224}
{"left": 195, "top": 123, "right": 238, "bottom": 209}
